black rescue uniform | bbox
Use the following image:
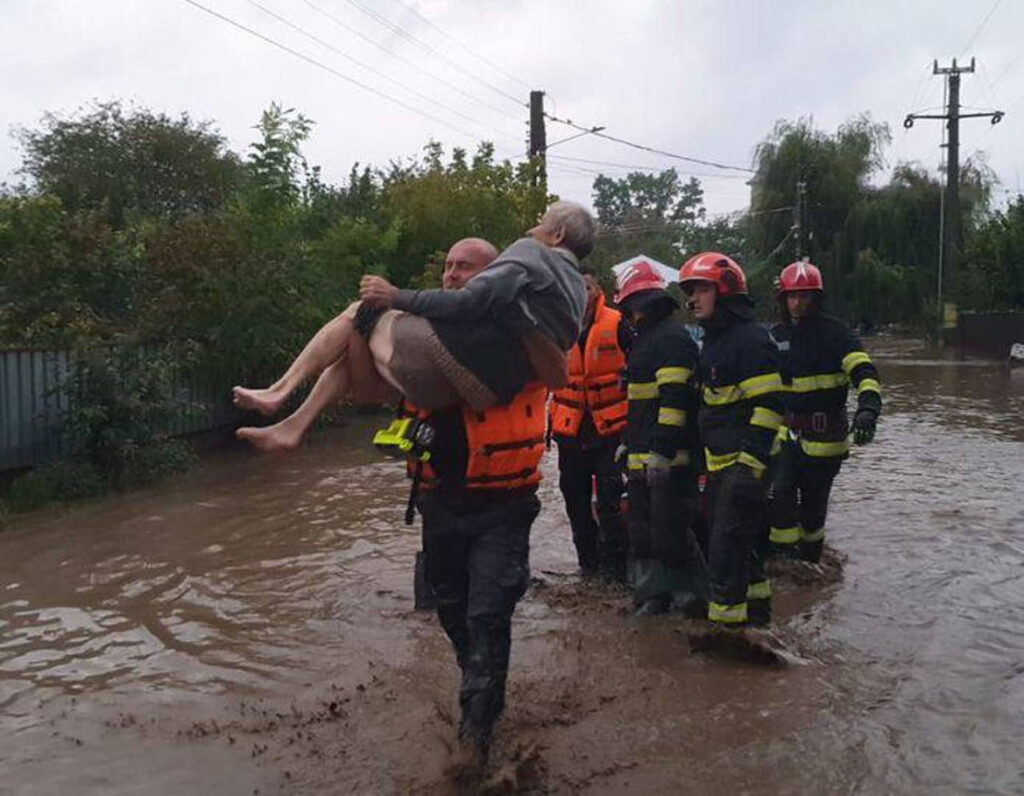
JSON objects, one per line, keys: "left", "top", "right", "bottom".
{"left": 768, "top": 313, "right": 882, "bottom": 560}
{"left": 698, "top": 299, "right": 785, "bottom": 626}
{"left": 624, "top": 293, "right": 707, "bottom": 612}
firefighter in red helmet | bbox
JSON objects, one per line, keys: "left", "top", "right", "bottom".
{"left": 679, "top": 252, "right": 784, "bottom": 627}
{"left": 615, "top": 261, "right": 707, "bottom": 616}
{"left": 768, "top": 261, "right": 882, "bottom": 562}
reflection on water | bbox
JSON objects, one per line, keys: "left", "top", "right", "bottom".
{"left": 1, "top": 336, "right": 1023, "bottom": 791}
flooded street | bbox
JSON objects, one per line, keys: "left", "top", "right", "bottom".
{"left": 2, "top": 337, "right": 1023, "bottom": 794}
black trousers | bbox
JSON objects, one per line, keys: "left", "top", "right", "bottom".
{"left": 419, "top": 489, "right": 540, "bottom": 747}
{"left": 769, "top": 440, "right": 843, "bottom": 560}
{"left": 706, "top": 464, "right": 770, "bottom": 625}
{"left": 556, "top": 436, "right": 628, "bottom": 579}
{"left": 626, "top": 466, "right": 708, "bottom": 606}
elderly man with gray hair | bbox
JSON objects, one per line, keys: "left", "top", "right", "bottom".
{"left": 235, "top": 201, "right": 597, "bottom": 450}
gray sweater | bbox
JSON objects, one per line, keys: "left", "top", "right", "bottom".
{"left": 392, "top": 238, "right": 587, "bottom": 350}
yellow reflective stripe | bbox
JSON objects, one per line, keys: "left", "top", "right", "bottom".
{"left": 704, "top": 450, "right": 765, "bottom": 473}
{"left": 628, "top": 381, "right": 658, "bottom": 400}
{"left": 770, "top": 433, "right": 783, "bottom": 456}
{"left": 750, "top": 406, "right": 784, "bottom": 431}
{"left": 657, "top": 407, "right": 687, "bottom": 427}
{"left": 747, "top": 580, "right": 772, "bottom": 600}
{"left": 801, "top": 526, "right": 826, "bottom": 542}
{"left": 627, "top": 453, "right": 648, "bottom": 470}
{"left": 799, "top": 438, "right": 849, "bottom": 457}
{"left": 702, "top": 384, "right": 743, "bottom": 406}
{"left": 737, "top": 451, "right": 767, "bottom": 474}
{"left": 790, "top": 372, "right": 848, "bottom": 393}
{"left": 627, "top": 450, "right": 691, "bottom": 469}
{"left": 739, "top": 372, "right": 784, "bottom": 398}
{"left": 705, "top": 449, "right": 738, "bottom": 471}
{"left": 770, "top": 525, "right": 801, "bottom": 544}
{"left": 842, "top": 351, "right": 872, "bottom": 375}
{"left": 858, "top": 378, "right": 881, "bottom": 395}
{"left": 655, "top": 366, "right": 692, "bottom": 385}
{"left": 708, "top": 602, "right": 748, "bottom": 624}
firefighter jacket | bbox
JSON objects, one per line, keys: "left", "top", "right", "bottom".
{"left": 624, "top": 307, "right": 701, "bottom": 472}
{"left": 770, "top": 314, "right": 882, "bottom": 459}
{"left": 550, "top": 294, "right": 628, "bottom": 440}
{"left": 401, "top": 382, "right": 548, "bottom": 500}
{"left": 698, "top": 303, "right": 785, "bottom": 474}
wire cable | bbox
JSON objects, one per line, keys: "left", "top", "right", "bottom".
{"left": 544, "top": 113, "right": 755, "bottom": 173}
{"left": 548, "top": 153, "right": 750, "bottom": 180}
{"left": 301, "top": 0, "right": 521, "bottom": 122}
{"left": 179, "top": 0, "right": 513, "bottom": 150}
{"left": 960, "top": 0, "right": 1004, "bottom": 59}
{"left": 242, "top": 0, "right": 522, "bottom": 147}
{"left": 341, "top": 0, "right": 525, "bottom": 107}
{"left": 385, "top": 0, "right": 532, "bottom": 90}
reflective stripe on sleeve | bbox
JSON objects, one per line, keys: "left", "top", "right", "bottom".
{"left": 858, "top": 378, "right": 881, "bottom": 395}
{"left": 657, "top": 407, "right": 687, "bottom": 427}
{"left": 628, "top": 381, "right": 658, "bottom": 400}
{"left": 750, "top": 406, "right": 784, "bottom": 431}
{"left": 842, "top": 351, "right": 872, "bottom": 375}
{"left": 655, "top": 366, "right": 693, "bottom": 385}
{"left": 740, "top": 372, "right": 784, "bottom": 397}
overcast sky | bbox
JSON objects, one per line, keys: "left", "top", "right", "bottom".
{"left": 2, "top": 0, "right": 1022, "bottom": 216}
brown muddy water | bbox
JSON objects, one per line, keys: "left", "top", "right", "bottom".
{"left": 2, "top": 337, "right": 1023, "bottom": 794}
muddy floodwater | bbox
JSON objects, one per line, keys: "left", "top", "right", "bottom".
{"left": 2, "top": 337, "right": 1024, "bottom": 794}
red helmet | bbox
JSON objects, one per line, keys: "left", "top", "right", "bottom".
{"left": 778, "top": 261, "right": 824, "bottom": 294}
{"left": 614, "top": 260, "right": 667, "bottom": 304}
{"left": 679, "top": 252, "right": 747, "bottom": 297}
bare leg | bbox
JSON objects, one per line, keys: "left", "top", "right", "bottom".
{"left": 236, "top": 358, "right": 351, "bottom": 451}
{"left": 236, "top": 321, "right": 399, "bottom": 452}
{"left": 232, "top": 304, "right": 359, "bottom": 416}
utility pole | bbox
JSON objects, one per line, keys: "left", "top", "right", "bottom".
{"left": 905, "top": 58, "right": 1003, "bottom": 343}
{"left": 528, "top": 90, "right": 546, "bottom": 190}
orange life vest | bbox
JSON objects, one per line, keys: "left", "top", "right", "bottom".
{"left": 550, "top": 295, "right": 627, "bottom": 438}
{"left": 404, "top": 381, "right": 548, "bottom": 491}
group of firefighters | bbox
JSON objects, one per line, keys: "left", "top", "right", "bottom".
{"left": 387, "top": 245, "right": 881, "bottom": 771}
{"left": 550, "top": 253, "right": 882, "bottom": 623}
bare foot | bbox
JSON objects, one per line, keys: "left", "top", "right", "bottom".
{"left": 232, "top": 386, "right": 287, "bottom": 416}
{"left": 235, "top": 424, "right": 301, "bottom": 452}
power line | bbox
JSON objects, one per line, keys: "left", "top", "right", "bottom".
{"left": 960, "top": 0, "right": 1003, "bottom": 59}
{"left": 340, "top": 0, "right": 525, "bottom": 107}
{"left": 544, "top": 113, "right": 756, "bottom": 174}
{"left": 548, "top": 153, "right": 750, "bottom": 180}
{"left": 241, "top": 0, "right": 521, "bottom": 147}
{"left": 301, "top": 0, "right": 520, "bottom": 123}
{"left": 179, "top": 0, "right": 512, "bottom": 150}
{"left": 385, "top": 0, "right": 531, "bottom": 91}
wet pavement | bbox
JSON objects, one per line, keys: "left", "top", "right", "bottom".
{"left": 1, "top": 336, "right": 1023, "bottom": 793}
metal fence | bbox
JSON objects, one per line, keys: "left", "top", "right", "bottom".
{"left": 0, "top": 347, "right": 243, "bottom": 473}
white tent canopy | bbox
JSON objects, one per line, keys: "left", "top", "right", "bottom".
{"left": 610, "top": 254, "right": 679, "bottom": 286}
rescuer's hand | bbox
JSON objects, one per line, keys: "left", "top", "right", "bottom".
{"left": 852, "top": 409, "right": 877, "bottom": 445}
{"left": 614, "top": 443, "right": 628, "bottom": 464}
{"left": 360, "top": 275, "right": 399, "bottom": 307}
{"left": 645, "top": 453, "right": 671, "bottom": 486}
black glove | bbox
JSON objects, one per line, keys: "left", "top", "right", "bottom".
{"left": 852, "top": 409, "right": 877, "bottom": 445}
